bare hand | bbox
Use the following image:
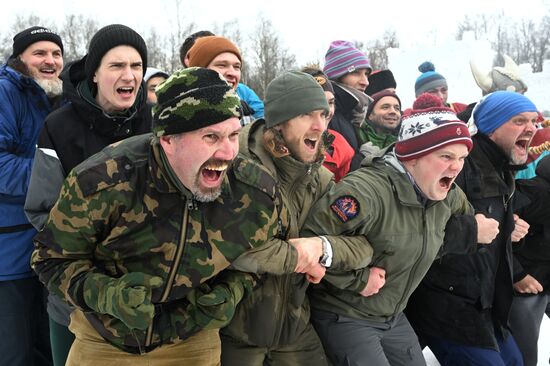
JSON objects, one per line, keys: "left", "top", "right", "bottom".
{"left": 305, "top": 263, "right": 326, "bottom": 284}
{"left": 475, "top": 213, "right": 499, "bottom": 244}
{"left": 360, "top": 267, "right": 386, "bottom": 297}
{"left": 289, "top": 237, "right": 323, "bottom": 273}
{"left": 514, "top": 274, "right": 543, "bottom": 294}
{"left": 511, "top": 214, "right": 530, "bottom": 242}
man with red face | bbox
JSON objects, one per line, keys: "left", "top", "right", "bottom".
{"left": 32, "top": 67, "right": 292, "bottom": 366}
{"left": 301, "top": 93, "right": 498, "bottom": 366}
{"left": 0, "top": 25, "right": 64, "bottom": 366}
{"left": 407, "top": 91, "right": 538, "bottom": 366}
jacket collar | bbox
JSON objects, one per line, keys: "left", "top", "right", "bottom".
{"left": 243, "top": 119, "right": 323, "bottom": 186}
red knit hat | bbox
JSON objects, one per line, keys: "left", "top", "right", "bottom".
{"left": 395, "top": 93, "right": 472, "bottom": 161}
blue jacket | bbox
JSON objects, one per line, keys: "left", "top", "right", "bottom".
{"left": 0, "top": 64, "right": 54, "bottom": 280}
{"left": 237, "top": 83, "right": 264, "bottom": 119}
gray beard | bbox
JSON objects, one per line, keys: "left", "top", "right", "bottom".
{"left": 193, "top": 187, "right": 222, "bottom": 202}
{"left": 35, "top": 77, "right": 63, "bottom": 98}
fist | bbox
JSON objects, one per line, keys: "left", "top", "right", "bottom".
{"left": 475, "top": 213, "right": 499, "bottom": 244}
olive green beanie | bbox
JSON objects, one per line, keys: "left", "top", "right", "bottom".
{"left": 264, "top": 71, "right": 329, "bottom": 128}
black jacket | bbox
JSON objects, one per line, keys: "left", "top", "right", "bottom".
{"left": 24, "top": 57, "right": 152, "bottom": 326}
{"left": 515, "top": 155, "right": 550, "bottom": 291}
{"left": 40, "top": 58, "right": 152, "bottom": 173}
{"left": 406, "top": 133, "right": 522, "bottom": 350}
{"left": 330, "top": 83, "right": 365, "bottom": 171}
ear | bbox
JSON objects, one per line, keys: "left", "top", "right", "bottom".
{"left": 159, "top": 135, "right": 175, "bottom": 156}
{"left": 93, "top": 73, "right": 98, "bottom": 83}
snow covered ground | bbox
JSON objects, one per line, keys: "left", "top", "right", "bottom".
{"left": 424, "top": 316, "right": 550, "bottom": 365}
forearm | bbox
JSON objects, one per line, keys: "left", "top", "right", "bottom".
{"left": 230, "top": 237, "right": 297, "bottom": 275}
{"left": 323, "top": 235, "right": 373, "bottom": 270}
{"left": 322, "top": 267, "right": 370, "bottom": 293}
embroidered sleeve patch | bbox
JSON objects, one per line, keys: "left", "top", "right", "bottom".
{"left": 330, "top": 195, "right": 360, "bottom": 223}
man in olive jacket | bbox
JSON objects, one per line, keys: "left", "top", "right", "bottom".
{"left": 220, "top": 71, "right": 374, "bottom": 365}
{"left": 302, "top": 94, "right": 496, "bottom": 366}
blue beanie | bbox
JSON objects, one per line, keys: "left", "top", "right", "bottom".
{"left": 415, "top": 61, "right": 447, "bottom": 97}
{"left": 473, "top": 91, "right": 538, "bottom": 135}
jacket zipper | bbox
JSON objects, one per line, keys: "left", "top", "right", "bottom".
{"left": 144, "top": 200, "right": 190, "bottom": 347}
{"left": 393, "top": 207, "right": 427, "bottom": 316}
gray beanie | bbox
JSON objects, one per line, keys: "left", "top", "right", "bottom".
{"left": 265, "top": 71, "right": 329, "bottom": 128}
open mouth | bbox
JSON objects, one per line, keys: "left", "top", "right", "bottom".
{"left": 515, "top": 139, "right": 529, "bottom": 151}
{"left": 304, "top": 138, "right": 318, "bottom": 150}
{"left": 117, "top": 86, "right": 134, "bottom": 97}
{"left": 39, "top": 67, "right": 56, "bottom": 76}
{"left": 201, "top": 161, "right": 229, "bottom": 186}
{"left": 439, "top": 176, "right": 454, "bottom": 190}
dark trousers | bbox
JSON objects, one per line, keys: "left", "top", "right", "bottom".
{"left": 49, "top": 317, "right": 75, "bottom": 366}
{"left": 424, "top": 333, "right": 523, "bottom": 366}
{"left": 0, "top": 277, "right": 52, "bottom": 366}
{"left": 509, "top": 293, "right": 550, "bottom": 366}
{"left": 311, "top": 309, "right": 426, "bottom": 366}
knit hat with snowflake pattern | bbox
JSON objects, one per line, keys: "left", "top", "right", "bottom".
{"left": 396, "top": 93, "right": 472, "bottom": 161}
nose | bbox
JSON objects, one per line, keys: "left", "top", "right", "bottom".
{"left": 525, "top": 121, "right": 537, "bottom": 135}
{"left": 361, "top": 73, "right": 369, "bottom": 87}
{"left": 121, "top": 66, "right": 134, "bottom": 80}
{"left": 312, "top": 113, "right": 328, "bottom": 131}
{"left": 44, "top": 52, "right": 55, "bottom": 65}
{"left": 449, "top": 159, "right": 463, "bottom": 172}
{"left": 214, "top": 138, "right": 239, "bottom": 161}
{"left": 225, "top": 67, "right": 237, "bottom": 79}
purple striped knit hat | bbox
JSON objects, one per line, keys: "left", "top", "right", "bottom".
{"left": 323, "top": 40, "right": 372, "bottom": 81}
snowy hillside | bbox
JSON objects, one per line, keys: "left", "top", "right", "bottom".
{"left": 388, "top": 34, "right": 550, "bottom": 114}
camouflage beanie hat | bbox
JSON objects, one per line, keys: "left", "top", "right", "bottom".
{"left": 152, "top": 67, "right": 242, "bottom": 136}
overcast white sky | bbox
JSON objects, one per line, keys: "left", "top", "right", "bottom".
{"left": 1, "top": 0, "right": 549, "bottom": 64}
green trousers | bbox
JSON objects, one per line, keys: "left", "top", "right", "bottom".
{"left": 221, "top": 323, "right": 328, "bottom": 366}
{"left": 49, "top": 317, "right": 75, "bottom": 366}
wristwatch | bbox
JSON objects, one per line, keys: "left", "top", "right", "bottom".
{"left": 319, "top": 236, "right": 331, "bottom": 267}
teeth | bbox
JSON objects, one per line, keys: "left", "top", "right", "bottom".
{"left": 205, "top": 162, "right": 228, "bottom": 171}
{"left": 118, "top": 87, "right": 133, "bottom": 91}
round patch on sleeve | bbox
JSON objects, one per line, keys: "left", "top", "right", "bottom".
{"left": 330, "top": 195, "right": 360, "bottom": 223}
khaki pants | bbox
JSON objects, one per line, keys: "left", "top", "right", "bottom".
{"left": 66, "top": 309, "right": 221, "bottom": 366}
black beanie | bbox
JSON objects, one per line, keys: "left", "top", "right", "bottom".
{"left": 365, "top": 69, "right": 396, "bottom": 96}
{"left": 84, "top": 24, "right": 148, "bottom": 81}
{"left": 11, "top": 26, "right": 63, "bottom": 59}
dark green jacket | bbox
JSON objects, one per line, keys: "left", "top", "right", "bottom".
{"left": 32, "top": 133, "right": 284, "bottom": 353}
{"left": 302, "top": 149, "right": 473, "bottom": 322}
{"left": 221, "top": 119, "right": 373, "bottom": 347}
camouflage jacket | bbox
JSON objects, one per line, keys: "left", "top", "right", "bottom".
{"left": 32, "top": 133, "right": 284, "bottom": 353}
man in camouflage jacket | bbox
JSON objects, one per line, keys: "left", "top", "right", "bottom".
{"left": 31, "top": 68, "right": 287, "bottom": 365}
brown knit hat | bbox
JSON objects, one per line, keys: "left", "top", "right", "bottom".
{"left": 187, "top": 36, "right": 242, "bottom": 68}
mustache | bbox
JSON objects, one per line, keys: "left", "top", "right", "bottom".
{"left": 201, "top": 158, "right": 234, "bottom": 170}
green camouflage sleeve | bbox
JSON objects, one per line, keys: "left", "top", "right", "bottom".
{"left": 32, "top": 170, "right": 110, "bottom": 309}
{"left": 185, "top": 270, "right": 261, "bottom": 329}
